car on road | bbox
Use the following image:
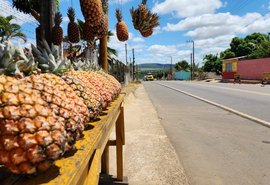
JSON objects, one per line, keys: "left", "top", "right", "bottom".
{"left": 146, "top": 73, "right": 154, "bottom": 81}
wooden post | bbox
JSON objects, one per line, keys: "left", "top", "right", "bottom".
{"left": 40, "top": 0, "right": 56, "bottom": 46}
{"left": 98, "top": 36, "right": 108, "bottom": 72}
{"left": 101, "top": 144, "right": 109, "bottom": 174}
{"left": 116, "top": 104, "right": 125, "bottom": 181}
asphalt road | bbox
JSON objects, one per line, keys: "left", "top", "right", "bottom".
{"left": 143, "top": 81, "right": 270, "bottom": 185}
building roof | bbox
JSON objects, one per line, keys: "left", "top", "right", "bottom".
{"left": 222, "top": 56, "right": 247, "bottom": 62}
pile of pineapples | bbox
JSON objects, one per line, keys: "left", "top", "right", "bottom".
{"left": 0, "top": 41, "right": 121, "bottom": 175}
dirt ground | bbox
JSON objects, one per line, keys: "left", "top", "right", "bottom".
{"left": 108, "top": 83, "right": 189, "bottom": 185}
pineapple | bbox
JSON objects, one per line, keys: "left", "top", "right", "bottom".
{"left": 116, "top": 9, "right": 129, "bottom": 42}
{"left": 61, "top": 75, "right": 101, "bottom": 120}
{"left": 140, "top": 28, "right": 153, "bottom": 38}
{"left": 67, "top": 7, "right": 80, "bottom": 43}
{"left": 83, "top": 21, "right": 95, "bottom": 43}
{"left": 97, "top": 70, "right": 122, "bottom": 96}
{"left": 21, "top": 73, "right": 90, "bottom": 148}
{"left": 31, "top": 41, "right": 103, "bottom": 119}
{"left": 0, "top": 76, "right": 69, "bottom": 174}
{"left": 88, "top": 14, "right": 108, "bottom": 39}
{"left": 52, "top": 12, "right": 63, "bottom": 46}
{"left": 79, "top": 0, "right": 103, "bottom": 26}
{"left": 64, "top": 70, "right": 105, "bottom": 111}
{"left": 130, "top": 0, "right": 160, "bottom": 38}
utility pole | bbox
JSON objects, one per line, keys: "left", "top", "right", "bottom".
{"left": 170, "top": 56, "right": 172, "bottom": 76}
{"left": 125, "top": 43, "right": 128, "bottom": 65}
{"left": 132, "top": 48, "right": 135, "bottom": 81}
{"left": 190, "top": 53, "right": 193, "bottom": 80}
{"left": 187, "top": 40, "right": 195, "bottom": 80}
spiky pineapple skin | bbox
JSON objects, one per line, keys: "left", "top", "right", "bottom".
{"left": 64, "top": 70, "right": 104, "bottom": 114}
{"left": 52, "top": 12, "right": 63, "bottom": 45}
{"left": 52, "top": 27, "right": 63, "bottom": 45}
{"left": 140, "top": 29, "right": 153, "bottom": 38}
{"left": 116, "top": 21, "right": 129, "bottom": 42}
{"left": 61, "top": 75, "right": 99, "bottom": 120}
{"left": 83, "top": 21, "right": 95, "bottom": 42}
{"left": 79, "top": 0, "right": 103, "bottom": 26}
{"left": 0, "top": 75, "right": 68, "bottom": 174}
{"left": 68, "top": 7, "right": 80, "bottom": 43}
{"left": 22, "top": 73, "right": 90, "bottom": 149}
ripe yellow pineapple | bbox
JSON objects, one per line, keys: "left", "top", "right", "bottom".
{"left": 67, "top": 7, "right": 80, "bottom": 43}
{"left": 79, "top": 0, "right": 103, "bottom": 26}
{"left": 52, "top": 12, "right": 63, "bottom": 45}
{"left": 96, "top": 71, "right": 122, "bottom": 97}
{"left": 85, "top": 71, "right": 113, "bottom": 107}
{"left": 0, "top": 75, "right": 69, "bottom": 174}
{"left": 61, "top": 75, "right": 101, "bottom": 120}
{"left": 22, "top": 73, "right": 90, "bottom": 148}
{"left": 116, "top": 9, "right": 129, "bottom": 42}
{"left": 64, "top": 70, "right": 105, "bottom": 113}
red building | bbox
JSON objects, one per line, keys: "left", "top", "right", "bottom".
{"left": 222, "top": 57, "right": 270, "bottom": 80}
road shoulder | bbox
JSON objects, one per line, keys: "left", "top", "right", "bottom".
{"left": 122, "top": 84, "right": 189, "bottom": 185}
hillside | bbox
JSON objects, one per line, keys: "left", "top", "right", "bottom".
{"left": 138, "top": 63, "right": 174, "bottom": 72}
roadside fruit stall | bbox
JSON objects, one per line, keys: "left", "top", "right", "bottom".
{"left": 0, "top": 0, "right": 159, "bottom": 183}
{"left": 0, "top": 93, "right": 125, "bottom": 185}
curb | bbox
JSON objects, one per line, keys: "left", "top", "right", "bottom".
{"left": 156, "top": 82, "right": 270, "bottom": 129}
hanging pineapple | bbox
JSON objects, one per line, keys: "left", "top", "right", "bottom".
{"left": 116, "top": 9, "right": 129, "bottom": 42}
{"left": 139, "top": 11, "right": 159, "bottom": 38}
{"left": 83, "top": 21, "right": 95, "bottom": 43}
{"left": 130, "top": 0, "right": 159, "bottom": 38}
{"left": 67, "top": 7, "right": 80, "bottom": 43}
{"left": 79, "top": 0, "right": 103, "bottom": 26}
{"left": 52, "top": 12, "right": 63, "bottom": 45}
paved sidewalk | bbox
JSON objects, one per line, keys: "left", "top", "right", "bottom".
{"left": 109, "top": 83, "right": 189, "bottom": 185}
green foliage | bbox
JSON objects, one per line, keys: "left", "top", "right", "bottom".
{"left": 228, "top": 33, "right": 269, "bottom": 58}
{"left": 12, "top": 0, "right": 60, "bottom": 14}
{"left": 249, "top": 40, "right": 270, "bottom": 59}
{"left": 202, "top": 54, "right": 222, "bottom": 75}
{"left": 220, "top": 49, "right": 235, "bottom": 59}
{"left": 174, "top": 60, "right": 190, "bottom": 71}
{"left": 0, "top": 15, "right": 26, "bottom": 43}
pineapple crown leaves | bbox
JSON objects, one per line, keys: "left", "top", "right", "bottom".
{"left": 141, "top": 0, "right": 147, "bottom": 5}
{"left": 102, "top": 0, "right": 109, "bottom": 14}
{"left": 115, "top": 9, "right": 123, "bottom": 22}
{"left": 31, "top": 39, "right": 69, "bottom": 74}
{"left": 0, "top": 41, "right": 37, "bottom": 77}
{"left": 54, "top": 12, "right": 63, "bottom": 26}
{"left": 67, "top": 7, "right": 76, "bottom": 23}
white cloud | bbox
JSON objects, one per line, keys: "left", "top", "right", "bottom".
{"left": 132, "top": 37, "right": 144, "bottom": 42}
{"left": 0, "top": 0, "right": 36, "bottom": 25}
{"left": 152, "top": 0, "right": 223, "bottom": 18}
{"left": 109, "top": 0, "right": 132, "bottom": 5}
{"left": 162, "top": 12, "right": 270, "bottom": 62}
{"left": 63, "top": 16, "right": 69, "bottom": 23}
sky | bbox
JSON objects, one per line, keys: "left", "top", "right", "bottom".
{"left": 1, "top": 0, "right": 270, "bottom": 66}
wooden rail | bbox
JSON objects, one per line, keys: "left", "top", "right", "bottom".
{"left": 1, "top": 94, "right": 126, "bottom": 185}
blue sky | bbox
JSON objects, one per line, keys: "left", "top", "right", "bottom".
{"left": 1, "top": 0, "right": 270, "bottom": 66}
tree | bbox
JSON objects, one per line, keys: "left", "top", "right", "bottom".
{"left": 0, "top": 15, "right": 26, "bottom": 43}
{"left": 174, "top": 60, "right": 190, "bottom": 71}
{"left": 220, "top": 49, "right": 235, "bottom": 59}
{"left": 202, "top": 54, "right": 222, "bottom": 75}
{"left": 249, "top": 40, "right": 270, "bottom": 59}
